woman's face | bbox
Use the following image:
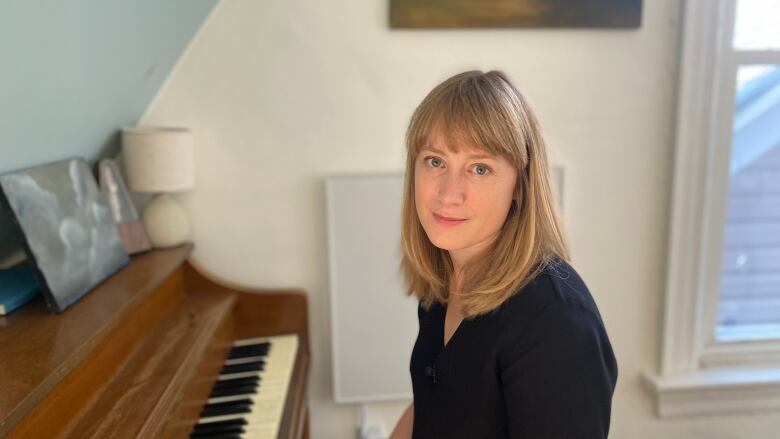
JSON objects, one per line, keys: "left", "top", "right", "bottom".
{"left": 414, "top": 129, "right": 518, "bottom": 269}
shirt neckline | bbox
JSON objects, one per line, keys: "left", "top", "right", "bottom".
{"left": 440, "top": 303, "right": 467, "bottom": 350}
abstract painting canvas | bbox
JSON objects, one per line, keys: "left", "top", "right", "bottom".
{"left": 0, "top": 158, "right": 129, "bottom": 313}
{"left": 390, "top": 0, "right": 642, "bottom": 28}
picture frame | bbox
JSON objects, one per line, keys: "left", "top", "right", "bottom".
{"left": 0, "top": 158, "right": 129, "bottom": 313}
{"left": 98, "top": 158, "right": 151, "bottom": 255}
{"left": 390, "top": 0, "right": 642, "bottom": 29}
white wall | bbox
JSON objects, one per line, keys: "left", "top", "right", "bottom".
{"left": 141, "top": 1, "right": 780, "bottom": 437}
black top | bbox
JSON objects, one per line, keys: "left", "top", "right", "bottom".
{"left": 410, "top": 258, "right": 618, "bottom": 438}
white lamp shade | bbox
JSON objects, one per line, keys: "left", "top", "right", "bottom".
{"left": 121, "top": 126, "right": 195, "bottom": 193}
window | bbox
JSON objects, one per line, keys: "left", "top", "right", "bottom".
{"left": 642, "top": 0, "right": 780, "bottom": 417}
{"left": 716, "top": 0, "right": 780, "bottom": 341}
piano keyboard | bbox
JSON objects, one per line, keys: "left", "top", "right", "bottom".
{"left": 190, "top": 334, "right": 299, "bottom": 439}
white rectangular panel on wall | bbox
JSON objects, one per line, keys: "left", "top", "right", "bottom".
{"left": 326, "top": 173, "right": 418, "bottom": 403}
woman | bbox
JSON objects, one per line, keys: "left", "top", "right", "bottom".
{"left": 389, "top": 70, "right": 618, "bottom": 438}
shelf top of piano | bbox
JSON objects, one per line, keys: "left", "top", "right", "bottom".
{"left": 0, "top": 244, "right": 194, "bottom": 435}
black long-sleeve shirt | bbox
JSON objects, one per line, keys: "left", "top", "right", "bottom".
{"left": 410, "top": 257, "right": 618, "bottom": 438}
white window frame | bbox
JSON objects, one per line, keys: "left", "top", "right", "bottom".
{"left": 641, "top": 0, "right": 780, "bottom": 417}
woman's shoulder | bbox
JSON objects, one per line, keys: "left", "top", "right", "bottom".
{"left": 416, "top": 296, "right": 444, "bottom": 321}
{"left": 495, "top": 257, "right": 606, "bottom": 333}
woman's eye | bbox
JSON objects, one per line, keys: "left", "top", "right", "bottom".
{"left": 474, "top": 164, "right": 491, "bottom": 176}
{"left": 425, "top": 157, "right": 443, "bottom": 168}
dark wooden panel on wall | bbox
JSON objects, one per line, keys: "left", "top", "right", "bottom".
{"left": 390, "top": 0, "right": 642, "bottom": 28}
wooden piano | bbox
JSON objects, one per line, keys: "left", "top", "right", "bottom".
{"left": 0, "top": 243, "right": 310, "bottom": 438}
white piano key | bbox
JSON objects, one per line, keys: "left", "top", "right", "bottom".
{"left": 194, "top": 334, "right": 298, "bottom": 439}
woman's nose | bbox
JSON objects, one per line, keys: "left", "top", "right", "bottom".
{"left": 438, "top": 170, "right": 465, "bottom": 205}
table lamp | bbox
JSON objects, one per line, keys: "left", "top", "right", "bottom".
{"left": 121, "top": 126, "right": 195, "bottom": 248}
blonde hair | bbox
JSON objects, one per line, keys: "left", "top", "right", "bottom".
{"left": 400, "top": 70, "right": 570, "bottom": 318}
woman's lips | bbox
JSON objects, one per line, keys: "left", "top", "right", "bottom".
{"left": 433, "top": 213, "right": 466, "bottom": 226}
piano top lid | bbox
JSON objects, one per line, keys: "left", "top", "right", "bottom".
{"left": 0, "top": 243, "right": 193, "bottom": 435}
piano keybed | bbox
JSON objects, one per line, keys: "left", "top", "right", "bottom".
{"left": 191, "top": 334, "right": 299, "bottom": 439}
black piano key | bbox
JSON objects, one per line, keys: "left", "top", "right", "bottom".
{"left": 211, "top": 378, "right": 259, "bottom": 391}
{"left": 219, "top": 361, "right": 265, "bottom": 375}
{"left": 212, "top": 378, "right": 259, "bottom": 391}
{"left": 211, "top": 382, "right": 260, "bottom": 393}
{"left": 237, "top": 340, "right": 271, "bottom": 350}
{"left": 209, "top": 384, "right": 259, "bottom": 398}
{"left": 227, "top": 342, "right": 270, "bottom": 359}
{"left": 213, "top": 376, "right": 259, "bottom": 389}
{"left": 211, "top": 376, "right": 261, "bottom": 390}
{"left": 200, "top": 399, "right": 254, "bottom": 418}
{"left": 230, "top": 342, "right": 271, "bottom": 358}
{"left": 209, "top": 385, "right": 257, "bottom": 399}
{"left": 226, "top": 348, "right": 267, "bottom": 361}
{"left": 201, "top": 397, "right": 253, "bottom": 414}
{"left": 200, "top": 403, "right": 252, "bottom": 419}
{"left": 210, "top": 384, "right": 258, "bottom": 396}
{"left": 192, "top": 433, "right": 243, "bottom": 439}
{"left": 203, "top": 398, "right": 253, "bottom": 409}
{"left": 193, "top": 419, "right": 247, "bottom": 432}
{"left": 191, "top": 425, "right": 245, "bottom": 438}
{"left": 210, "top": 383, "right": 258, "bottom": 396}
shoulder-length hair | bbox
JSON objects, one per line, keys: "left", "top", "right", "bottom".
{"left": 400, "top": 70, "right": 570, "bottom": 319}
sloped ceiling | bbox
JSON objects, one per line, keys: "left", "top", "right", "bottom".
{"left": 0, "top": 0, "right": 219, "bottom": 174}
{"left": 0, "top": 0, "right": 219, "bottom": 262}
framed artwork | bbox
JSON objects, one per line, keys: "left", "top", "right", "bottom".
{"left": 98, "top": 158, "right": 151, "bottom": 255}
{"left": 0, "top": 158, "right": 129, "bottom": 313}
{"left": 390, "top": 0, "right": 642, "bottom": 28}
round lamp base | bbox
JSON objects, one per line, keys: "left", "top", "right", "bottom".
{"left": 141, "top": 193, "right": 191, "bottom": 248}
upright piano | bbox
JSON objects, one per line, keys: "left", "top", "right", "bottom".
{"left": 0, "top": 243, "right": 310, "bottom": 438}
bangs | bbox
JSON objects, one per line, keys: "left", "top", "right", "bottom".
{"left": 406, "top": 74, "right": 526, "bottom": 166}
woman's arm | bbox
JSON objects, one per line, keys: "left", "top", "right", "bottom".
{"left": 389, "top": 402, "right": 414, "bottom": 439}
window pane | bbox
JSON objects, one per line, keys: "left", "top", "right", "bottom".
{"left": 733, "top": 0, "right": 780, "bottom": 50}
{"left": 716, "top": 64, "right": 780, "bottom": 341}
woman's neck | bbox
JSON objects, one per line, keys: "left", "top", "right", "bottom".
{"left": 447, "top": 231, "right": 499, "bottom": 272}
{"left": 448, "top": 271, "right": 462, "bottom": 306}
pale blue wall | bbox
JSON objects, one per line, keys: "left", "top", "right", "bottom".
{"left": 0, "top": 0, "right": 219, "bottom": 261}
{"left": 0, "top": 0, "right": 219, "bottom": 174}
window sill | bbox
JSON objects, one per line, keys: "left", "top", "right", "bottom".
{"left": 641, "top": 367, "right": 780, "bottom": 417}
